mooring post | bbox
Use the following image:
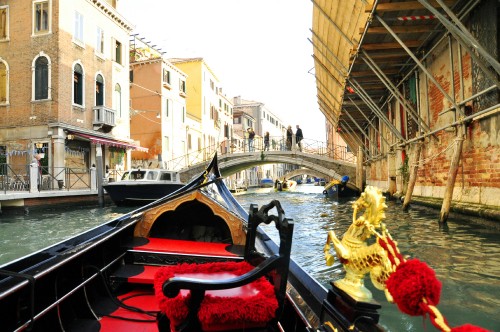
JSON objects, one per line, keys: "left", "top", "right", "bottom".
{"left": 356, "top": 146, "right": 363, "bottom": 191}
{"left": 440, "top": 126, "right": 465, "bottom": 223}
{"left": 403, "top": 141, "right": 423, "bottom": 211}
{"left": 96, "top": 143, "right": 104, "bottom": 207}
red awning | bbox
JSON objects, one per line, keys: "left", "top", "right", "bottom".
{"left": 71, "top": 132, "right": 148, "bottom": 152}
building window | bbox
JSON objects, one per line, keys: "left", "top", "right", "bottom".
{"left": 0, "top": 6, "right": 9, "bottom": 40}
{"left": 96, "top": 26, "right": 104, "bottom": 54}
{"left": 0, "top": 59, "right": 7, "bottom": 104}
{"left": 73, "top": 63, "right": 84, "bottom": 106}
{"left": 95, "top": 74, "right": 104, "bottom": 106}
{"left": 179, "top": 79, "right": 186, "bottom": 93}
{"left": 165, "top": 99, "right": 170, "bottom": 117}
{"left": 114, "top": 84, "right": 121, "bottom": 117}
{"left": 0, "top": 145, "right": 6, "bottom": 168}
{"left": 113, "top": 39, "right": 122, "bottom": 64}
{"left": 163, "top": 69, "right": 170, "bottom": 84}
{"left": 74, "top": 11, "right": 84, "bottom": 44}
{"left": 34, "top": 56, "right": 49, "bottom": 100}
{"left": 164, "top": 136, "right": 169, "bottom": 152}
{"left": 182, "top": 107, "right": 185, "bottom": 123}
{"left": 33, "top": 0, "right": 50, "bottom": 35}
{"left": 188, "top": 134, "right": 192, "bottom": 150}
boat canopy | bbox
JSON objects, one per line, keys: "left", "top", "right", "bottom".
{"left": 121, "top": 169, "right": 179, "bottom": 182}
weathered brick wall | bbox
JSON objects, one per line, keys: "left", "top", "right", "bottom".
{"left": 366, "top": 0, "right": 499, "bottom": 207}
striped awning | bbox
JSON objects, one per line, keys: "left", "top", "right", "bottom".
{"left": 70, "top": 132, "right": 148, "bottom": 152}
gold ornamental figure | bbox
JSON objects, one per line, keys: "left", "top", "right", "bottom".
{"left": 323, "top": 186, "right": 397, "bottom": 302}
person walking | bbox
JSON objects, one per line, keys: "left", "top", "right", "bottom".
{"left": 286, "top": 125, "right": 293, "bottom": 150}
{"left": 264, "top": 131, "right": 270, "bottom": 151}
{"left": 295, "top": 125, "right": 303, "bottom": 151}
{"left": 247, "top": 128, "right": 255, "bottom": 152}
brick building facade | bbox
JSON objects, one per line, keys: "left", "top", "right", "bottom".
{"left": 0, "top": 0, "right": 138, "bottom": 187}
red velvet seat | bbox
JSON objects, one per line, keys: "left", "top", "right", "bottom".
{"left": 154, "top": 261, "right": 278, "bottom": 331}
{"left": 154, "top": 201, "right": 294, "bottom": 332}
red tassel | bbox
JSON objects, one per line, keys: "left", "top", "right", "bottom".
{"left": 451, "top": 324, "right": 493, "bottom": 332}
{"left": 386, "top": 259, "right": 441, "bottom": 316}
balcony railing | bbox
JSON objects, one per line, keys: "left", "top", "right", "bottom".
{"left": 93, "top": 106, "right": 116, "bottom": 128}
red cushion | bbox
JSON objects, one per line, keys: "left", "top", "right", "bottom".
{"left": 154, "top": 261, "right": 278, "bottom": 331}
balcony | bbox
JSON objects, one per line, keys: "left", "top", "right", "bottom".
{"left": 93, "top": 106, "right": 116, "bottom": 131}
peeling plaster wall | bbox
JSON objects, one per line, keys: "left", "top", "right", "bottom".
{"left": 366, "top": 0, "right": 500, "bottom": 208}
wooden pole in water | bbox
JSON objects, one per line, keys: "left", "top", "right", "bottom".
{"left": 96, "top": 144, "right": 104, "bottom": 208}
{"left": 403, "top": 141, "right": 423, "bottom": 211}
{"left": 440, "top": 126, "right": 465, "bottom": 223}
{"left": 356, "top": 146, "right": 363, "bottom": 191}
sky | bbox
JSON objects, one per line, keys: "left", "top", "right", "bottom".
{"left": 118, "top": 0, "right": 326, "bottom": 141}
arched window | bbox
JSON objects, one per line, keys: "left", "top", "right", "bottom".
{"left": 95, "top": 74, "right": 103, "bottom": 106}
{"left": 34, "top": 56, "right": 49, "bottom": 100}
{"left": 0, "top": 59, "right": 7, "bottom": 104}
{"left": 73, "top": 63, "right": 83, "bottom": 106}
{"left": 114, "top": 83, "right": 121, "bottom": 117}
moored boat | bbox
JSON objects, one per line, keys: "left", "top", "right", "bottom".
{"left": 274, "top": 179, "right": 297, "bottom": 192}
{"left": 103, "top": 168, "right": 184, "bottom": 206}
{"left": 323, "top": 175, "right": 360, "bottom": 199}
{"left": 260, "top": 177, "right": 274, "bottom": 188}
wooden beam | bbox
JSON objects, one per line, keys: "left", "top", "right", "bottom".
{"left": 361, "top": 25, "right": 434, "bottom": 34}
{"left": 365, "top": 0, "right": 456, "bottom": 13}
{"left": 361, "top": 52, "right": 408, "bottom": 59}
{"left": 350, "top": 68, "right": 400, "bottom": 76}
{"left": 349, "top": 52, "right": 410, "bottom": 66}
{"left": 362, "top": 40, "right": 421, "bottom": 50}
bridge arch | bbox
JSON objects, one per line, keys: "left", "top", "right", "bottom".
{"left": 178, "top": 151, "right": 356, "bottom": 184}
{"left": 283, "top": 169, "right": 327, "bottom": 180}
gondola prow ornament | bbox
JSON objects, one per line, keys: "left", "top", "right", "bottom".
{"left": 324, "top": 186, "right": 392, "bottom": 302}
{"left": 324, "top": 186, "right": 490, "bottom": 332}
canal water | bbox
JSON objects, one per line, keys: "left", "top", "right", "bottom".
{"left": 0, "top": 184, "right": 499, "bottom": 331}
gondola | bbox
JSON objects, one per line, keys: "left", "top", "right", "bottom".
{"left": 323, "top": 176, "right": 360, "bottom": 199}
{"left": 0, "top": 154, "right": 369, "bottom": 332}
{"left": 0, "top": 154, "right": 481, "bottom": 332}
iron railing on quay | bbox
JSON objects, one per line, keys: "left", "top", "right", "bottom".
{"left": 0, "top": 163, "right": 96, "bottom": 194}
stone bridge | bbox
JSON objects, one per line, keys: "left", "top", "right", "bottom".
{"left": 178, "top": 150, "right": 357, "bottom": 185}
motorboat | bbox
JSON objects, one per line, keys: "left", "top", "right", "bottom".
{"left": 274, "top": 179, "right": 297, "bottom": 192}
{"left": 103, "top": 168, "right": 184, "bottom": 206}
{"left": 323, "top": 175, "right": 360, "bottom": 199}
{"left": 260, "top": 178, "right": 274, "bottom": 188}
{"left": 0, "top": 154, "right": 482, "bottom": 332}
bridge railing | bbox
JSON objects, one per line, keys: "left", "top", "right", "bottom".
{"left": 163, "top": 136, "right": 355, "bottom": 171}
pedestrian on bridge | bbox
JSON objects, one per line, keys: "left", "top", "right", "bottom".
{"left": 264, "top": 131, "right": 270, "bottom": 151}
{"left": 286, "top": 125, "right": 293, "bottom": 150}
{"left": 247, "top": 128, "right": 255, "bottom": 152}
{"left": 296, "top": 125, "right": 303, "bottom": 152}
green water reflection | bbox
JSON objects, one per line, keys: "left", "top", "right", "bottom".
{"left": 235, "top": 185, "right": 500, "bottom": 332}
